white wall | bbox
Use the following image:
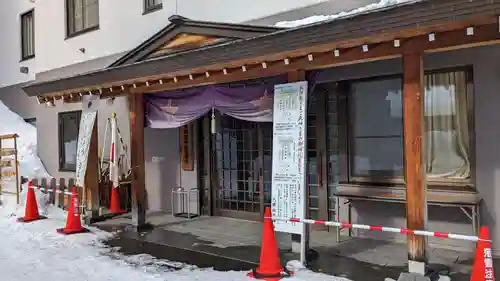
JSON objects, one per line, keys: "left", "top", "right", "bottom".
{"left": 33, "top": 0, "right": 330, "bottom": 73}
{"left": 1, "top": 0, "right": 332, "bottom": 87}
{"left": 0, "top": 0, "right": 36, "bottom": 87}
{"left": 177, "top": 0, "right": 330, "bottom": 25}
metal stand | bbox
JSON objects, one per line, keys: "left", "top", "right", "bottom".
{"left": 335, "top": 193, "right": 481, "bottom": 243}
{"left": 100, "top": 113, "right": 131, "bottom": 180}
{"left": 172, "top": 187, "right": 199, "bottom": 219}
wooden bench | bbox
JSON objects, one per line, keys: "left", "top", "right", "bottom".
{"left": 333, "top": 185, "right": 482, "bottom": 243}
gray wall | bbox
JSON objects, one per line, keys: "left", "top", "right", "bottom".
{"left": 317, "top": 44, "right": 500, "bottom": 255}
{"left": 144, "top": 125, "right": 199, "bottom": 214}
{"left": 0, "top": 83, "right": 38, "bottom": 119}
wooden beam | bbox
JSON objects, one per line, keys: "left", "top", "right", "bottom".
{"left": 125, "top": 15, "right": 500, "bottom": 93}
{"left": 84, "top": 118, "right": 100, "bottom": 220}
{"left": 133, "top": 66, "right": 291, "bottom": 94}
{"left": 38, "top": 19, "right": 500, "bottom": 99}
{"left": 129, "top": 92, "right": 147, "bottom": 229}
{"left": 133, "top": 22, "right": 500, "bottom": 95}
{"left": 402, "top": 52, "right": 427, "bottom": 273}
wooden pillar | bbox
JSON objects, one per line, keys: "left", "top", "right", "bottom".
{"left": 129, "top": 93, "right": 147, "bottom": 229}
{"left": 258, "top": 123, "right": 265, "bottom": 217}
{"left": 402, "top": 52, "right": 427, "bottom": 274}
{"left": 315, "top": 87, "right": 329, "bottom": 229}
{"left": 210, "top": 113, "right": 220, "bottom": 217}
{"left": 202, "top": 116, "right": 213, "bottom": 216}
{"left": 287, "top": 70, "right": 310, "bottom": 254}
{"left": 84, "top": 119, "right": 99, "bottom": 221}
{"left": 287, "top": 70, "right": 305, "bottom": 84}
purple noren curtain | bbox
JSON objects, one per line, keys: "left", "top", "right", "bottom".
{"left": 145, "top": 86, "right": 213, "bottom": 128}
{"left": 145, "top": 74, "right": 318, "bottom": 129}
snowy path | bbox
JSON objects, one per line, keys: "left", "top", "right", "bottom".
{"left": 0, "top": 195, "right": 348, "bottom": 281}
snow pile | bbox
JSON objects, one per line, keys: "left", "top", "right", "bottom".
{"left": 0, "top": 181, "right": 56, "bottom": 220}
{"left": 0, "top": 101, "right": 50, "bottom": 179}
{"left": 275, "top": 0, "right": 420, "bottom": 28}
{"left": 0, "top": 101, "right": 52, "bottom": 214}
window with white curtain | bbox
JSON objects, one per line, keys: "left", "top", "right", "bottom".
{"left": 424, "top": 70, "right": 472, "bottom": 180}
{"left": 347, "top": 68, "right": 473, "bottom": 185}
{"left": 21, "top": 10, "right": 35, "bottom": 60}
{"left": 66, "top": 0, "right": 99, "bottom": 37}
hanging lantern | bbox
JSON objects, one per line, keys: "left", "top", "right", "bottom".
{"left": 211, "top": 108, "right": 216, "bottom": 135}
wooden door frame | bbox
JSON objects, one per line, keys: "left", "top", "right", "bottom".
{"left": 202, "top": 82, "right": 333, "bottom": 224}
{"left": 257, "top": 123, "right": 265, "bottom": 219}
{"left": 210, "top": 113, "right": 220, "bottom": 217}
{"left": 200, "top": 115, "right": 214, "bottom": 216}
{"left": 313, "top": 87, "right": 329, "bottom": 230}
{"left": 208, "top": 114, "right": 269, "bottom": 221}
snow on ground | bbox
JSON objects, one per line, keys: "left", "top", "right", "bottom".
{"left": 0, "top": 103, "right": 349, "bottom": 280}
{"left": 0, "top": 194, "right": 350, "bottom": 281}
{"left": 275, "top": 0, "right": 420, "bottom": 28}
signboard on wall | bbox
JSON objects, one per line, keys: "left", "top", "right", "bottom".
{"left": 271, "top": 81, "right": 308, "bottom": 235}
{"left": 75, "top": 95, "right": 98, "bottom": 187}
{"left": 0, "top": 160, "right": 17, "bottom": 178}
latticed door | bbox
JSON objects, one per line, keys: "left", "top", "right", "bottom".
{"left": 207, "top": 84, "right": 335, "bottom": 221}
{"left": 214, "top": 115, "right": 262, "bottom": 220}
{"left": 326, "top": 84, "right": 340, "bottom": 222}
{"left": 307, "top": 84, "right": 339, "bottom": 225}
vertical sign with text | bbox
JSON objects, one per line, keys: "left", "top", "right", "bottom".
{"left": 271, "top": 81, "right": 308, "bottom": 234}
{"left": 75, "top": 95, "right": 98, "bottom": 187}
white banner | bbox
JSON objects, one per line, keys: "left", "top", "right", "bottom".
{"left": 109, "top": 114, "right": 119, "bottom": 186}
{"left": 271, "top": 81, "right": 308, "bottom": 235}
{"left": 75, "top": 95, "right": 98, "bottom": 187}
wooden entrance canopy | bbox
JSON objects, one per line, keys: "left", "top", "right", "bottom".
{"left": 21, "top": 0, "right": 500, "bottom": 271}
{"left": 22, "top": 0, "right": 500, "bottom": 101}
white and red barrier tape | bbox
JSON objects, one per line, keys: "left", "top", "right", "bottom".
{"left": 29, "top": 184, "right": 74, "bottom": 197}
{"left": 268, "top": 217, "right": 489, "bottom": 242}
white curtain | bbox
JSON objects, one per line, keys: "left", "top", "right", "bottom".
{"left": 73, "top": 0, "right": 84, "bottom": 32}
{"left": 84, "top": 0, "right": 99, "bottom": 28}
{"left": 424, "top": 71, "right": 470, "bottom": 179}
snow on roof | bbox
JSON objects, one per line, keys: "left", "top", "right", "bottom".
{"left": 274, "top": 0, "right": 422, "bottom": 28}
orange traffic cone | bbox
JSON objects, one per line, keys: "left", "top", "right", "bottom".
{"left": 247, "top": 207, "right": 292, "bottom": 281}
{"left": 109, "top": 185, "right": 126, "bottom": 215}
{"left": 57, "top": 187, "right": 89, "bottom": 235}
{"left": 471, "top": 226, "right": 495, "bottom": 281}
{"left": 17, "top": 180, "right": 47, "bottom": 223}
